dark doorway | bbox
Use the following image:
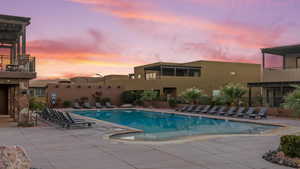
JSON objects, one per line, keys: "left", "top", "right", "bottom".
{"left": 0, "top": 86, "right": 8, "bottom": 115}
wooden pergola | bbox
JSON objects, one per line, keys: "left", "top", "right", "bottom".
{"left": 0, "top": 14, "right": 31, "bottom": 65}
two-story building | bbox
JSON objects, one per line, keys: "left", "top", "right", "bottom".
{"left": 248, "top": 44, "right": 300, "bottom": 107}
{"left": 104, "top": 60, "right": 261, "bottom": 98}
{"left": 0, "top": 14, "right": 36, "bottom": 124}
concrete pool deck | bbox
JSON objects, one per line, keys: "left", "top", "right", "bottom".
{"left": 1, "top": 109, "right": 300, "bottom": 169}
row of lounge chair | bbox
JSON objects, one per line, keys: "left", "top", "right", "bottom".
{"left": 176, "top": 105, "right": 267, "bottom": 119}
{"left": 73, "top": 102, "right": 116, "bottom": 109}
{"left": 39, "top": 108, "right": 95, "bottom": 128}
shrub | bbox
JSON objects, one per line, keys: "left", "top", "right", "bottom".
{"left": 29, "top": 97, "right": 46, "bottom": 111}
{"left": 219, "top": 83, "right": 247, "bottom": 106}
{"left": 280, "top": 135, "right": 300, "bottom": 158}
{"left": 180, "top": 87, "right": 206, "bottom": 104}
{"left": 121, "top": 91, "right": 140, "bottom": 104}
{"left": 168, "top": 98, "right": 178, "bottom": 108}
{"left": 282, "top": 85, "right": 300, "bottom": 117}
{"left": 140, "top": 90, "right": 158, "bottom": 102}
{"left": 62, "top": 100, "right": 72, "bottom": 108}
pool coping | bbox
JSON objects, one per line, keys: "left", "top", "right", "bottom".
{"left": 64, "top": 108, "right": 297, "bottom": 145}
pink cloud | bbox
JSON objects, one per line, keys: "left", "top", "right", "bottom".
{"left": 68, "top": 0, "right": 285, "bottom": 50}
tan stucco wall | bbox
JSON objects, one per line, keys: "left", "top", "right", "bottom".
{"left": 104, "top": 61, "right": 261, "bottom": 96}
{"left": 46, "top": 83, "right": 124, "bottom": 106}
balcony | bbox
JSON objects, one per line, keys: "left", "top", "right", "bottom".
{"left": 0, "top": 55, "right": 36, "bottom": 79}
{"left": 263, "top": 67, "right": 300, "bottom": 82}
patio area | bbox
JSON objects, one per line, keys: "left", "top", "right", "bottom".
{"left": 0, "top": 110, "right": 299, "bottom": 169}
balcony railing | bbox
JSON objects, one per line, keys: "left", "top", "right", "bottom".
{"left": 0, "top": 55, "right": 35, "bottom": 73}
{"left": 263, "top": 67, "right": 300, "bottom": 82}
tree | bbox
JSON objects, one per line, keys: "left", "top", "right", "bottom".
{"left": 282, "top": 85, "right": 300, "bottom": 117}
{"left": 121, "top": 91, "right": 141, "bottom": 104}
{"left": 140, "top": 90, "right": 158, "bottom": 107}
{"left": 180, "top": 87, "right": 206, "bottom": 104}
{"left": 220, "top": 83, "right": 247, "bottom": 106}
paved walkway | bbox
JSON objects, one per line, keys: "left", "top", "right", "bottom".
{"left": 0, "top": 115, "right": 299, "bottom": 169}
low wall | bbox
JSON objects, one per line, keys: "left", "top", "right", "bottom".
{"left": 47, "top": 83, "right": 124, "bottom": 107}
{"left": 267, "top": 108, "right": 298, "bottom": 118}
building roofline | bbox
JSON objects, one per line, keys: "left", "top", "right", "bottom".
{"left": 0, "top": 14, "right": 31, "bottom": 25}
{"left": 261, "top": 44, "right": 300, "bottom": 55}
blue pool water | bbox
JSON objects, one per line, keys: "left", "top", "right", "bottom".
{"left": 73, "top": 109, "right": 278, "bottom": 141}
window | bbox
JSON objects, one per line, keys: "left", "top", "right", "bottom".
{"left": 35, "top": 88, "right": 45, "bottom": 97}
{"left": 146, "top": 73, "right": 157, "bottom": 80}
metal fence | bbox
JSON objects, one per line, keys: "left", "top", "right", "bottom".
{"left": 0, "top": 55, "right": 35, "bottom": 72}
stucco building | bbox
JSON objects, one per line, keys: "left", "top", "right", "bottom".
{"left": 0, "top": 14, "right": 36, "bottom": 124}
{"left": 248, "top": 44, "right": 300, "bottom": 107}
{"left": 35, "top": 60, "right": 260, "bottom": 106}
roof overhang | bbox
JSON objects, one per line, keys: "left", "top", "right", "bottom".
{"left": 261, "top": 44, "right": 300, "bottom": 56}
{"left": 144, "top": 64, "right": 201, "bottom": 71}
{"left": 0, "top": 14, "right": 31, "bottom": 44}
{"left": 248, "top": 81, "right": 300, "bottom": 88}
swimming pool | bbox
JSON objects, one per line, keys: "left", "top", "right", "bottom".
{"left": 73, "top": 109, "right": 279, "bottom": 141}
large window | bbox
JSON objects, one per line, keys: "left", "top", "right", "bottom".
{"left": 146, "top": 72, "right": 157, "bottom": 80}
{"left": 35, "top": 88, "right": 45, "bottom": 97}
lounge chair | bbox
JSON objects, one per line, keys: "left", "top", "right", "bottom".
{"left": 218, "top": 107, "right": 236, "bottom": 116}
{"left": 229, "top": 107, "right": 245, "bottom": 117}
{"left": 95, "top": 102, "right": 103, "bottom": 108}
{"left": 64, "top": 112, "right": 95, "bottom": 128}
{"left": 235, "top": 107, "right": 253, "bottom": 118}
{"left": 249, "top": 107, "right": 268, "bottom": 119}
{"left": 207, "top": 106, "right": 220, "bottom": 114}
{"left": 105, "top": 102, "right": 116, "bottom": 108}
{"left": 209, "top": 106, "right": 226, "bottom": 115}
{"left": 192, "top": 105, "right": 204, "bottom": 113}
{"left": 242, "top": 107, "right": 257, "bottom": 118}
{"left": 83, "top": 102, "right": 92, "bottom": 109}
{"left": 199, "top": 105, "right": 211, "bottom": 114}
{"left": 73, "top": 102, "right": 81, "bottom": 109}
{"left": 176, "top": 105, "right": 189, "bottom": 112}
{"left": 186, "top": 105, "right": 197, "bottom": 112}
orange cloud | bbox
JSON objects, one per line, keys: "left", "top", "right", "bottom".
{"left": 29, "top": 29, "right": 145, "bottom": 78}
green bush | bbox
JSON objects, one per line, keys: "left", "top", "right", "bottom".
{"left": 219, "top": 83, "right": 247, "bottom": 106}
{"left": 282, "top": 85, "right": 300, "bottom": 117}
{"left": 180, "top": 87, "right": 206, "bottom": 104}
{"left": 62, "top": 100, "right": 72, "bottom": 108}
{"left": 29, "top": 97, "right": 46, "bottom": 111}
{"left": 140, "top": 90, "right": 158, "bottom": 102}
{"left": 280, "top": 135, "right": 300, "bottom": 158}
{"left": 121, "top": 91, "right": 141, "bottom": 104}
{"left": 168, "top": 98, "right": 178, "bottom": 108}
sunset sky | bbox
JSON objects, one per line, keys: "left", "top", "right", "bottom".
{"left": 1, "top": 0, "right": 300, "bottom": 79}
